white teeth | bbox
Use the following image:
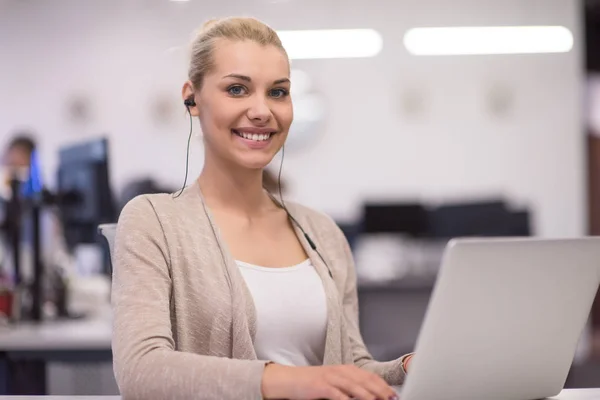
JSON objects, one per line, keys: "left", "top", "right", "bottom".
{"left": 238, "top": 131, "right": 272, "bottom": 141}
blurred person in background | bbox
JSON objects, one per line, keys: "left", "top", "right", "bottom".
{"left": 4, "top": 134, "right": 35, "bottom": 171}
{"left": 112, "top": 16, "right": 412, "bottom": 400}
{"left": 0, "top": 133, "right": 43, "bottom": 280}
{"left": 0, "top": 132, "right": 74, "bottom": 315}
{"left": 1, "top": 134, "right": 36, "bottom": 200}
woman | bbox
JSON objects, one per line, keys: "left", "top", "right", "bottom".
{"left": 112, "top": 17, "right": 412, "bottom": 400}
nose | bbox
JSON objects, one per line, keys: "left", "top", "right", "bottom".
{"left": 246, "top": 94, "right": 272, "bottom": 124}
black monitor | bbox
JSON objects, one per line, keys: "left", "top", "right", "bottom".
{"left": 427, "top": 200, "right": 512, "bottom": 238}
{"left": 362, "top": 203, "right": 429, "bottom": 237}
{"left": 57, "top": 138, "right": 116, "bottom": 250}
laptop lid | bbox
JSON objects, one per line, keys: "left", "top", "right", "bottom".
{"left": 401, "top": 238, "right": 600, "bottom": 400}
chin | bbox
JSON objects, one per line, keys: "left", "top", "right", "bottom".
{"left": 234, "top": 152, "right": 276, "bottom": 170}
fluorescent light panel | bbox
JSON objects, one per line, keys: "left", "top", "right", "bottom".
{"left": 277, "top": 29, "right": 383, "bottom": 59}
{"left": 403, "top": 26, "right": 573, "bottom": 56}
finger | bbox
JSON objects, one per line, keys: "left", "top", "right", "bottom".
{"left": 328, "top": 373, "right": 374, "bottom": 400}
{"left": 345, "top": 368, "right": 396, "bottom": 400}
{"left": 324, "top": 385, "right": 351, "bottom": 400}
{"left": 358, "top": 375, "right": 397, "bottom": 400}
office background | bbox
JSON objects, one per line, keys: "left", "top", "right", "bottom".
{"left": 0, "top": 0, "right": 599, "bottom": 395}
{"left": 0, "top": 0, "right": 586, "bottom": 236}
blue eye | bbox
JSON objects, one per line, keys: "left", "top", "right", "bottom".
{"left": 270, "top": 88, "right": 289, "bottom": 98}
{"left": 227, "top": 85, "right": 246, "bottom": 96}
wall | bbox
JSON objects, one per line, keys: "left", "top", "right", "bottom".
{"left": 0, "top": 0, "right": 586, "bottom": 237}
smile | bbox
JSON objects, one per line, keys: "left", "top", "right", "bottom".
{"left": 232, "top": 129, "right": 276, "bottom": 142}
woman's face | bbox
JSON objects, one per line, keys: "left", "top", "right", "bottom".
{"left": 185, "top": 39, "right": 293, "bottom": 170}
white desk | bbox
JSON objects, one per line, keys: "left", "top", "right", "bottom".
{"left": 0, "top": 312, "right": 114, "bottom": 395}
{"left": 0, "top": 313, "right": 111, "bottom": 351}
{"left": 390, "top": 388, "right": 600, "bottom": 399}
{"left": 0, "top": 397, "right": 120, "bottom": 400}
{"left": 547, "top": 389, "right": 600, "bottom": 399}
{"left": 0, "top": 315, "right": 596, "bottom": 399}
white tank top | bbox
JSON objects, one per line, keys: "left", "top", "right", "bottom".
{"left": 236, "top": 259, "right": 328, "bottom": 366}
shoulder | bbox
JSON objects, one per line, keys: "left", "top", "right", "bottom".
{"left": 119, "top": 193, "right": 174, "bottom": 223}
{"left": 116, "top": 194, "right": 168, "bottom": 239}
{"left": 119, "top": 185, "right": 201, "bottom": 224}
{"left": 117, "top": 185, "right": 212, "bottom": 247}
{"left": 115, "top": 192, "right": 195, "bottom": 258}
{"left": 117, "top": 189, "right": 200, "bottom": 239}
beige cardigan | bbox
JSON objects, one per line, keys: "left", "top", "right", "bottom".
{"left": 111, "top": 182, "right": 407, "bottom": 399}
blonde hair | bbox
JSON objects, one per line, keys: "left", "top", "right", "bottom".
{"left": 188, "top": 17, "right": 288, "bottom": 91}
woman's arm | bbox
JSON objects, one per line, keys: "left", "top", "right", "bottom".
{"left": 111, "top": 196, "right": 268, "bottom": 400}
{"left": 336, "top": 225, "right": 410, "bottom": 386}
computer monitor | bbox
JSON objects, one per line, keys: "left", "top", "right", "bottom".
{"left": 57, "top": 138, "right": 116, "bottom": 250}
{"left": 362, "top": 203, "right": 429, "bottom": 237}
{"left": 427, "top": 200, "right": 513, "bottom": 238}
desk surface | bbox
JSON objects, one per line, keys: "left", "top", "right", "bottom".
{"left": 393, "top": 388, "right": 600, "bottom": 400}
{"left": 0, "top": 389, "right": 594, "bottom": 400}
{"left": 0, "top": 397, "right": 120, "bottom": 399}
{"left": 539, "top": 389, "right": 600, "bottom": 399}
{"left": 0, "top": 312, "right": 112, "bottom": 351}
{"left": 550, "top": 389, "right": 600, "bottom": 399}
{"left": 0, "top": 389, "right": 598, "bottom": 399}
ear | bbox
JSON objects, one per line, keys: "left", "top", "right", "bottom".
{"left": 181, "top": 81, "right": 199, "bottom": 116}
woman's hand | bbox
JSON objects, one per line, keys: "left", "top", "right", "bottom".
{"left": 261, "top": 363, "right": 398, "bottom": 400}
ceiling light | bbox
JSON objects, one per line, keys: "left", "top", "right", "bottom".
{"left": 277, "top": 29, "right": 383, "bottom": 59}
{"left": 403, "top": 26, "right": 573, "bottom": 56}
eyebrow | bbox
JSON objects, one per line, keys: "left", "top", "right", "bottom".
{"left": 222, "top": 74, "right": 290, "bottom": 85}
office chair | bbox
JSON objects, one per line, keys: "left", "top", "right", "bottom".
{"left": 97, "top": 223, "right": 116, "bottom": 275}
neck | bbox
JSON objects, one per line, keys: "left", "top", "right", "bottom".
{"left": 198, "top": 154, "right": 272, "bottom": 217}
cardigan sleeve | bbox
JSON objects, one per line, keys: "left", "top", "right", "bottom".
{"left": 111, "top": 196, "right": 268, "bottom": 400}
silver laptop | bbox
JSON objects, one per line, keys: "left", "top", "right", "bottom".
{"left": 399, "top": 237, "right": 600, "bottom": 400}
